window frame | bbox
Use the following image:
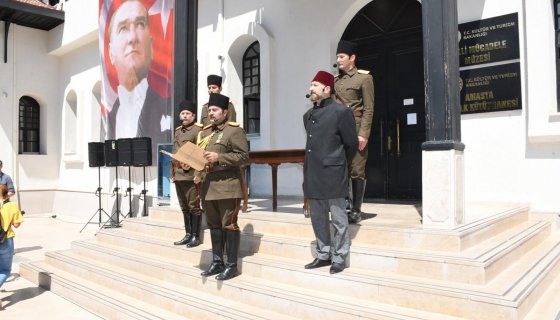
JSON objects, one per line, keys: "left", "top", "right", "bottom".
{"left": 18, "top": 96, "right": 41, "bottom": 154}
{"left": 553, "top": 0, "right": 560, "bottom": 112}
{"left": 242, "top": 41, "right": 261, "bottom": 135}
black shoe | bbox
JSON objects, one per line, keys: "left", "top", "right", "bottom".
{"left": 330, "top": 262, "right": 345, "bottom": 274}
{"left": 186, "top": 214, "right": 202, "bottom": 248}
{"left": 215, "top": 267, "right": 239, "bottom": 281}
{"left": 186, "top": 235, "right": 200, "bottom": 248}
{"left": 173, "top": 234, "right": 191, "bottom": 245}
{"left": 304, "top": 258, "right": 331, "bottom": 269}
{"left": 201, "top": 262, "right": 225, "bottom": 277}
{"left": 348, "top": 209, "right": 362, "bottom": 224}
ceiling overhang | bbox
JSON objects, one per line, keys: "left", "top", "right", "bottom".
{"left": 0, "top": 0, "right": 64, "bottom": 31}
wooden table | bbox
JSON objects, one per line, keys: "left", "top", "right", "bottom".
{"left": 240, "top": 149, "right": 305, "bottom": 212}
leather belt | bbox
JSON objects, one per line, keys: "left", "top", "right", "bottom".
{"left": 206, "top": 165, "right": 237, "bottom": 173}
{"left": 354, "top": 111, "right": 363, "bottom": 118}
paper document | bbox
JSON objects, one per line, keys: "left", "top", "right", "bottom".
{"left": 160, "top": 141, "right": 208, "bottom": 171}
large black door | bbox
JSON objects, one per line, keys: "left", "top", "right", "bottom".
{"left": 342, "top": 0, "right": 424, "bottom": 200}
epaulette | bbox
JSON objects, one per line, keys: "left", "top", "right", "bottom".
{"left": 195, "top": 123, "right": 203, "bottom": 128}
{"left": 175, "top": 125, "right": 182, "bottom": 131}
{"left": 227, "top": 122, "right": 240, "bottom": 127}
{"left": 357, "top": 69, "right": 370, "bottom": 75}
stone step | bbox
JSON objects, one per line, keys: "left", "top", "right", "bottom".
{"left": 236, "top": 220, "right": 550, "bottom": 283}
{"left": 240, "top": 233, "right": 560, "bottom": 320}
{"left": 38, "top": 250, "right": 298, "bottom": 320}
{"left": 108, "top": 216, "right": 549, "bottom": 285}
{"left": 120, "top": 216, "right": 204, "bottom": 242}
{"left": 241, "top": 206, "right": 529, "bottom": 252}
{"left": 19, "top": 261, "right": 190, "bottom": 320}
{"left": 128, "top": 206, "right": 529, "bottom": 253}
{"left": 55, "top": 240, "right": 463, "bottom": 320}
{"left": 523, "top": 257, "right": 560, "bottom": 320}
{"left": 146, "top": 206, "right": 210, "bottom": 228}
{"left": 70, "top": 230, "right": 560, "bottom": 320}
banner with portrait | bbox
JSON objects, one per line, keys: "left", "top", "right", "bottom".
{"left": 98, "top": 0, "right": 174, "bottom": 162}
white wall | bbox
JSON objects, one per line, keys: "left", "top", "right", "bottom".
{"left": 198, "top": 0, "right": 373, "bottom": 197}
{"left": 4, "top": 0, "right": 560, "bottom": 218}
{"left": 197, "top": 0, "right": 560, "bottom": 214}
{"left": 458, "top": 0, "right": 560, "bottom": 213}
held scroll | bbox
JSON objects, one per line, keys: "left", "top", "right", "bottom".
{"left": 159, "top": 141, "right": 208, "bottom": 171}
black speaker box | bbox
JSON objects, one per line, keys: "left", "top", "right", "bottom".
{"left": 117, "top": 138, "right": 133, "bottom": 166}
{"left": 132, "top": 137, "right": 152, "bottom": 166}
{"left": 104, "top": 140, "right": 119, "bottom": 167}
{"left": 88, "top": 142, "right": 105, "bottom": 167}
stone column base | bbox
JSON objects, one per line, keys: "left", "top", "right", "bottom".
{"left": 422, "top": 149, "right": 465, "bottom": 229}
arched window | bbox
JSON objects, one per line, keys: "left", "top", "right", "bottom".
{"left": 243, "top": 41, "right": 260, "bottom": 134}
{"left": 19, "top": 96, "right": 40, "bottom": 154}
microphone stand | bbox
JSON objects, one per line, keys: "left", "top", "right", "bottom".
{"left": 124, "top": 165, "right": 134, "bottom": 218}
{"left": 139, "top": 166, "right": 148, "bottom": 216}
{"left": 101, "top": 166, "right": 122, "bottom": 228}
{"left": 80, "top": 166, "right": 111, "bottom": 232}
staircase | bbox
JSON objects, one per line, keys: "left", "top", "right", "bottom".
{"left": 19, "top": 201, "right": 560, "bottom": 319}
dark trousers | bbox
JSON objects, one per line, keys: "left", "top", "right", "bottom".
{"left": 202, "top": 198, "right": 241, "bottom": 231}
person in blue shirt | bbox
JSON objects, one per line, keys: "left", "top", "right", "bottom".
{"left": 0, "top": 160, "right": 15, "bottom": 198}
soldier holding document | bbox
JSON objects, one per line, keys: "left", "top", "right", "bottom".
{"left": 197, "top": 93, "right": 249, "bottom": 281}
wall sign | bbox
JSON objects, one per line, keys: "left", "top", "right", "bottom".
{"left": 459, "top": 13, "right": 519, "bottom": 67}
{"left": 460, "top": 63, "right": 521, "bottom": 114}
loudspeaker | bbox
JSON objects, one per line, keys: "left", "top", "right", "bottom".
{"left": 132, "top": 137, "right": 152, "bottom": 166}
{"left": 88, "top": 142, "right": 105, "bottom": 167}
{"left": 104, "top": 140, "right": 119, "bottom": 167}
{"left": 117, "top": 138, "right": 133, "bottom": 166}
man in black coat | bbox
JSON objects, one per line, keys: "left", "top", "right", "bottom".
{"left": 303, "top": 71, "right": 358, "bottom": 274}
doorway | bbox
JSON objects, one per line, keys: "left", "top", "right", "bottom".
{"left": 341, "top": 0, "right": 424, "bottom": 200}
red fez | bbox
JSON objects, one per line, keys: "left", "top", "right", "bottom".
{"left": 312, "top": 71, "right": 335, "bottom": 89}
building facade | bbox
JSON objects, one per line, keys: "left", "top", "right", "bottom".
{"left": 0, "top": 0, "right": 559, "bottom": 222}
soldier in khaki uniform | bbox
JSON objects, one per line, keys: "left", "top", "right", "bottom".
{"left": 200, "top": 75, "right": 237, "bottom": 126}
{"left": 198, "top": 93, "right": 249, "bottom": 281}
{"left": 170, "top": 100, "right": 204, "bottom": 248}
{"left": 334, "top": 40, "right": 374, "bottom": 224}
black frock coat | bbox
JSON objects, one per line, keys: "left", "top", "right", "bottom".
{"left": 303, "top": 98, "right": 358, "bottom": 200}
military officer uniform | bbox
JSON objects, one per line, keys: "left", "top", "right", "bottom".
{"left": 200, "top": 101, "right": 236, "bottom": 126}
{"left": 334, "top": 40, "right": 374, "bottom": 224}
{"left": 171, "top": 100, "right": 203, "bottom": 248}
{"left": 198, "top": 93, "right": 249, "bottom": 281}
{"left": 200, "top": 74, "right": 237, "bottom": 126}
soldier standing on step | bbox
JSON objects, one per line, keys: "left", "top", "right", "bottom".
{"left": 334, "top": 40, "right": 374, "bottom": 224}
{"left": 197, "top": 93, "right": 249, "bottom": 281}
{"left": 200, "top": 75, "right": 237, "bottom": 126}
{"left": 303, "top": 71, "right": 358, "bottom": 274}
{"left": 171, "top": 100, "right": 203, "bottom": 248}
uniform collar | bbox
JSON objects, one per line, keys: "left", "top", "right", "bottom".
{"left": 343, "top": 67, "right": 357, "bottom": 77}
{"left": 181, "top": 122, "right": 195, "bottom": 131}
{"left": 313, "top": 98, "right": 330, "bottom": 108}
{"left": 212, "top": 118, "right": 228, "bottom": 131}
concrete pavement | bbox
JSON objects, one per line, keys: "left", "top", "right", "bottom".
{"left": 0, "top": 214, "right": 103, "bottom": 319}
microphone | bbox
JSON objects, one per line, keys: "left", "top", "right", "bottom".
{"left": 305, "top": 93, "right": 311, "bottom": 98}
{"left": 333, "top": 64, "right": 337, "bottom": 68}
